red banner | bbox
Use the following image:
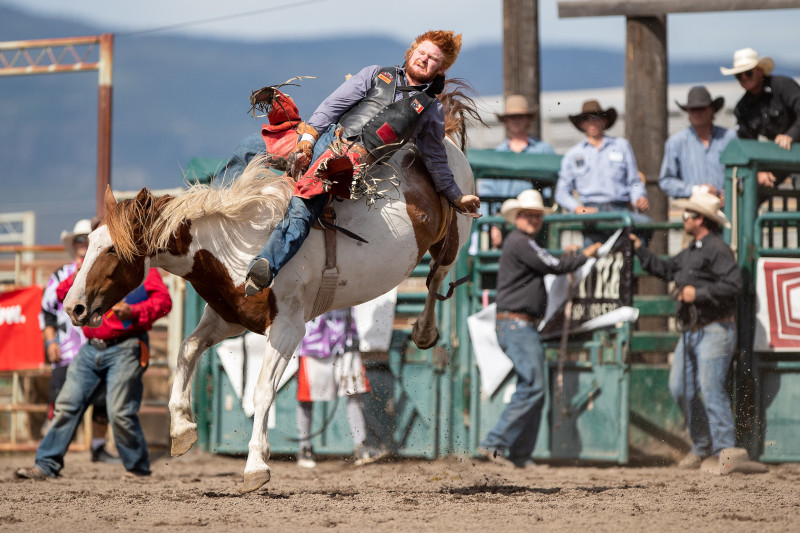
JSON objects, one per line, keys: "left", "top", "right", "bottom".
{"left": 0, "top": 286, "right": 45, "bottom": 371}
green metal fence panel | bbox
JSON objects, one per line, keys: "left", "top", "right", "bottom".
{"left": 722, "top": 138, "right": 800, "bottom": 461}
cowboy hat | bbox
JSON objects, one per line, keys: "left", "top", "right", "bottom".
{"left": 500, "top": 189, "right": 553, "bottom": 224}
{"left": 720, "top": 47, "right": 774, "bottom": 76}
{"left": 60, "top": 218, "right": 93, "bottom": 258}
{"left": 718, "top": 447, "right": 768, "bottom": 475}
{"left": 496, "top": 94, "right": 537, "bottom": 119}
{"left": 676, "top": 86, "right": 724, "bottom": 113}
{"left": 673, "top": 190, "right": 731, "bottom": 229}
{"left": 569, "top": 100, "right": 617, "bottom": 131}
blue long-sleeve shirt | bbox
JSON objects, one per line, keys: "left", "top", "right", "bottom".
{"left": 307, "top": 65, "right": 462, "bottom": 202}
{"left": 555, "top": 136, "right": 646, "bottom": 213}
{"left": 478, "top": 137, "right": 555, "bottom": 213}
{"left": 658, "top": 125, "right": 737, "bottom": 199}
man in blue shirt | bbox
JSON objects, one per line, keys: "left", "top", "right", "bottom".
{"left": 659, "top": 86, "right": 737, "bottom": 200}
{"left": 555, "top": 100, "right": 651, "bottom": 245}
{"left": 480, "top": 95, "right": 554, "bottom": 248}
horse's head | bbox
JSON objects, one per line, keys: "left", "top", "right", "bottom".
{"left": 64, "top": 186, "right": 153, "bottom": 327}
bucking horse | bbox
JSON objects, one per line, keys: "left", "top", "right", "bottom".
{"left": 62, "top": 86, "right": 478, "bottom": 493}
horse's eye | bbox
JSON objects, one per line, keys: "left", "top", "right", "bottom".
{"left": 107, "top": 245, "right": 117, "bottom": 256}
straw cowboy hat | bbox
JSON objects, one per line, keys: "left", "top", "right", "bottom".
{"left": 500, "top": 189, "right": 553, "bottom": 224}
{"left": 60, "top": 218, "right": 93, "bottom": 258}
{"left": 676, "top": 86, "right": 724, "bottom": 113}
{"left": 673, "top": 190, "right": 731, "bottom": 229}
{"left": 718, "top": 447, "right": 769, "bottom": 475}
{"left": 496, "top": 94, "right": 537, "bottom": 119}
{"left": 720, "top": 47, "right": 774, "bottom": 76}
{"left": 569, "top": 100, "right": 617, "bottom": 131}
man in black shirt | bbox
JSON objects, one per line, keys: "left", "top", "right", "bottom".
{"left": 631, "top": 190, "right": 742, "bottom": 471}
{"left": 721, "top": 48, "right": 800, "bottom": 187}
{"left": 478, "top": 189, "right": 600, "bottom": 467}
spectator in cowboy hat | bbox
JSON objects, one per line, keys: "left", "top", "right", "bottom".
{"left": 721, "top": 48, "right": 800, "bottom": 187}
{"left": 630, "top": 190, "right": 751, "bottom": 474}
{"left": 659, "top": 86, "right": 737, "bottom": 200}
{"left": 477, "top": 189, "right": 600, "bottom": 468}
{"left": 555, "top": 99, "right": 651, "bottom": 246}
{"left": 478, "top": 94, "right": 555, "bottom": 248}
{"left": 42, "top": 218, "right": 120, "bottom": 464}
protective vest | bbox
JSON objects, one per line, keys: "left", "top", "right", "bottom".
{"left": 339, "top": 66, "right": 441, "bottom": 161}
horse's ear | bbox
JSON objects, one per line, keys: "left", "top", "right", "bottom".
{"left": 104, "top": 185, "right": 117, "bottom": 212}
{"left": 135, "top": 188, "right": 153, "bottom": 208}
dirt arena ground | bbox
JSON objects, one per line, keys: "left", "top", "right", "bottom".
{"left": 2, "top": 450, "right": 799, "bottom": 532}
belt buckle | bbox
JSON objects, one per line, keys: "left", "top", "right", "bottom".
{"left": 89, "top": 338, "right": 108, "bottom": 350}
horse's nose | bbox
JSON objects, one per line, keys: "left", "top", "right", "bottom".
{"left": 71, "top": 303, "right": 87, "bottom": 322}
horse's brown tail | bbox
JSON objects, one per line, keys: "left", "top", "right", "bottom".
{"left": 438, "top": 78, "right": 485, "bottom": 153}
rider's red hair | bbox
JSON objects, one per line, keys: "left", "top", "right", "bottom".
{"left": 404, "top": 30, "right": 462, "bottom": 72}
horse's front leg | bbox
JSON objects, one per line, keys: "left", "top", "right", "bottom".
{"left": 170, "top": 305, "right": 244, "bottom": 456}
{"left": 241, "top": 316, "right": 305, "bottom": 493}
{"left": 411, "top": 259, "right": 450, "bottom": 349}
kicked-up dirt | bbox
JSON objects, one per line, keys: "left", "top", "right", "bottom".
{"left": 2, "top": 449, "right": 799, "bottom": 532}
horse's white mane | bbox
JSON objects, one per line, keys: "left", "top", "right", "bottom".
{"left": 150, "top": 155, "right": 293, "bottom": 252}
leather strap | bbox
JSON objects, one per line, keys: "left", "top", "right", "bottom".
{"left": 311, "top": 206, "right": 340, "bottom": 317}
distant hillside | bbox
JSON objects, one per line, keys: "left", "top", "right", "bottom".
{"left": 1, "top": 4, "right": 797, "bottom": 244}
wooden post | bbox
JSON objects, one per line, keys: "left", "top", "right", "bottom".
{"left": 625, "top": 16, "right": 667, "bottom": 250}
{"left": 625, "top": 16, "right": 668, "bottom": 327}
{"left": 503, "top": 0, "right": 541, "bottom": 138}
{"left": 96, "top": 33, "right": 114, "bottom": 218}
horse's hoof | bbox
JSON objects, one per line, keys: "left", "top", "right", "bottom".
{"left": 241, "top": 468, "right": 271, "bottom": 494}
{"left": 412, "top": 328, "right": 440, "bottom": 350}
{"left": 170, "top": 428, "right": 198, "bottom": 457}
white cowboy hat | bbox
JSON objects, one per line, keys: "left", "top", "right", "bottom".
{"left": 496, "top": 94, "right": 537, "bottom": 118}
{"left": 60, "top": 218, "right": 93, "bottom": 257}
{"left": 500, "top": 189, "right": 552, "bottom": 224}
{"left": 718, "top": 447, "right": 768, "bottom": 475}
{"left": 720, "top": 47, "right": 774, "bottom": 76}
{"left": 673, "top": 190, "right": 731, "bottom": 229}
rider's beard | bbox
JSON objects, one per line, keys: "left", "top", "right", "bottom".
{"left": 405, "top": 60, "right": 438, "bottom": 85}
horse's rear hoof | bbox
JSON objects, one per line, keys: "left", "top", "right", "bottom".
{"left": 170, "top": 428, "right": 198, "bottom": 457}
{"left": 241, "top": 468, "right": 271, "bottom": 494}
{"left": 412, "top": 327, "right": 440, "bottom": 350}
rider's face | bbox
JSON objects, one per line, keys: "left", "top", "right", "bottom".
{"left": 406, "top": 40, "right": 445, "bottom": 85}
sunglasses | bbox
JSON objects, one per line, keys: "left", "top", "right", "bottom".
{"left": 735, "top": 69, "right": 755, "bottom": 81}
{"left": 72, "top": 235, "right": 89, "bottom": 245}
{"left": 682, "top": 211, "right": 700, "bottom": 221}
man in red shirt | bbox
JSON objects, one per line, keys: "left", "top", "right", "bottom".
{"left": 16, "top": 268, "right": 172, "bottom": 479}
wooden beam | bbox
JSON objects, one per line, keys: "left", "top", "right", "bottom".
{"left": 625, "top": 15, "right": 669, "bottom": 325}
{"left": 503, "top": 0, "right": 541, "bottom": 138}
{"left": 559, "top": 0, "right": 800, "bottom": 18}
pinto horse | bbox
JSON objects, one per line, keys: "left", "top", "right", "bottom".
{"left": 63, "top": 134, "right": 475, "bottom": 492}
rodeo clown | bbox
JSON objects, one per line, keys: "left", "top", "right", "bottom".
{"left": 244, "top": 30, "right": 481, "bottom": 296}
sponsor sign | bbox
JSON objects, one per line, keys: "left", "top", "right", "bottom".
{"left": 0, "top": 286, "right": 45, "bottom": 371}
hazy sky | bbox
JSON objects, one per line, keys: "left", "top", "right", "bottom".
{"left": 3, "top": 0, "right": 800, "bottom": 65}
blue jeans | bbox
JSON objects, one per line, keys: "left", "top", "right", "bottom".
{"left": 583, "top": 202, "right": 653, "bottom": 248}
{"left": 480, "top": 318, "right": 546, "bottom": 463}
{"left": 251, "top": 125, "right": 338, "bottom": 281}
{"left": 218, "top": 132, "right": 266, "bottom": 181}
{"left": 252, "top": 195, "right": 328, "bottom": 281}
{"left": 35, "top": 337, "right": 150, "bottom": 476}
{"left": 670, "top": 321, "right": 736, "bottom": 457}
{"left": 222, "top": 125, "right": 337, "bottom": 182}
